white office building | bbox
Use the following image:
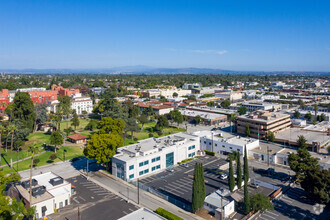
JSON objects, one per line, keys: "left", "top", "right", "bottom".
{"left": 9, "top": 172, "right": 71, "bottom": 219}
{"left": 112, "top": 133, "right": 200, "bottom": 181}
{"left": 71, "top": 93, "right": 93, "bottom": 114}
{"left": 194, "top": 130, "right": 259, "bottom": 157}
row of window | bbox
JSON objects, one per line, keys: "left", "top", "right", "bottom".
{"left": 151, "top": 165, "right": 161, "bottom": 171}
{"left": 139, "top": 160, "right": 149, "bottom": 167}
{"left": 139, "top": 169, "right": 149, "bottom": 176}
{"left": 151, "top": 156, "right": 160, "bottom": 163}
{"left": 188, "top": 152, "right": 196, "bottom": 158}
{"left": 188, "top": 145, "right": 195, "bottom": 150}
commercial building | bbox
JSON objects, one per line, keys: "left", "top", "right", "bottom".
{"left": 180, "top": 109, "right": 227, "bottom": 126}
{"left": 214, "top": 91, "right": 242, "bottom": 102}
{"left": 138, "top": 102, "right": 174, "bottom": 115}
{"left": 112, "top": 133, "right": 200, "bottom": 181}
{"left": 241, "top": 102, "right": 282, "bottom": 112}
{"left": 8, "top": 172, "right": 71, "bottom": 219}
{"left": 71, "top": 93, "right": 93, "bottom": 114}
{"left": 186, "top": 106, "right": 238, "bottom": 119}
{"left": 194, "top": 130, "right": 259, "bottom": 157}
{"left": 119, "top": 208, "right": 166, "bottom": 220}
{"left": 236, "top": 111, "right": 291, "bottom": 139}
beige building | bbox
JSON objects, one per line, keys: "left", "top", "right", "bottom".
{"left": 236, "top": 111, "right": 291, "bottom": 139}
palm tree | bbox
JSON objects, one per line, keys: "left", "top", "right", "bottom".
{"left": 8, "top": 124, "right": 17, "bottom": 168}
{"left": 0, "top": 125, "right": 6, "bottom": 166}
{"left": 28, "top": 143, "right": 39, "bottom": 206}
{"left": 313, "top": 104, "right": 318, "bottom": 119}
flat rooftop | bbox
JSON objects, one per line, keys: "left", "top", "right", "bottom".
{"left": 180, "top": 109, "right": 226, "bottom": 120}
{"left": 115, "top": 132, "right": 198, "bottom": 161}
{"left": 303, "top": 121, "right": 330, "bottom": 132}
{"left": 275, "top": 127, "right": 330, "bottom": 146}
{"left": 251, "top": 142, "right": 284, "bottom": 155}
{"left": 238, "top": 111, "right": 290, "bottom": 123}
{"left": 118, "top": 208, "right": 166, "bottom": 220}
{"left": 277, "top": 148, "right": 330, "bottom": 165}
{"left": 187, "top": 106, "right": 238, "bottom": 115}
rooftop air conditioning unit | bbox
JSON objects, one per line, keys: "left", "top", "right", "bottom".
{"left": 50, "top": 176, "right": 64, "bottom": 186}
{"left": 31, "top": 185, "right": 46, "bottom": 197}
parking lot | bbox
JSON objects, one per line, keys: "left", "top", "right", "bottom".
{"left": 139, "top": 156, "right": 229, "bottom": 211}
{"left": 252, "top": 186, "right": 328, "bottom": 220}
{"left": 50, "top": 175, "right": 139, "bottom": 220}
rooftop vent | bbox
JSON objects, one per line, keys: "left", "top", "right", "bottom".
{"left": 49, "top": 176, "right": 64, "bottom": 186}
{"left": 21, "top": 179, "right": 38, "bottom": 189}
{"left": 31, "top": 185, "right": 46, "bottom": 197}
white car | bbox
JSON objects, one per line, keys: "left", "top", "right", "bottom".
{"left": 219, "top": 174, "right": 228, "bottom": 180}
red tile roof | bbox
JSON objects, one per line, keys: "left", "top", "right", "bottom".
{"left": 68, "top": 134, "right": 88, "bottom": 141}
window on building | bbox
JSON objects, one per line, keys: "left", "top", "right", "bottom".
{"left": 152, "top": 158, "right": 155, "bottom": 163}
{"left": 156, "top": 165, "right": 160, "bottom": 169}
{"left": 129, "top": 165, "right": 134, "bottom": 170}
{"left": 215, "top": 144, "right": 217, "bottom": 147}
{"left": 144, "top": 169, "right": 149, "bottom": 174}
{"left": 188, "top": 146, "right": 192, "bottom": 150}
{"left": 139, "top": 171, "right": 143, "bottom": 176}
{"left": 230, "top": 147, "right": 232, "bottom": 149}
{"left": 152, "top": 166, "right": 156, "bottom": 171}
{"left": 139, "top": 162, "right": 143, "bottom": 167}
{"left": 222, "top": 145, "right": 225, "bottom": 148}
{"left": 144, "top": 160, "right": 149, "bottom": 165}
{"left": 192, "top": 145, "right": 195, "bottom": 149}
{"left": 129, "top": 174, "right": 134, "bottom": 179}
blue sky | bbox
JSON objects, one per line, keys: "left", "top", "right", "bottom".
{"left": 0, "top": 0, "right": 329, "bottom": 71}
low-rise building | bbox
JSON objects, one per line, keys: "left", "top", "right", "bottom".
{"left": 112, "top": 133, "right": 200, "bottom": 181}
{"left": 241, "top": 102, "right": 282, "bottom": 112}
{"left": 194, "top": 130, "right": 259, "bottom": 156}
{"left": 8, "top": 172, "right": 71, "bottom": 219}
{"left": 67, "top": 134, "right": 88, "bottom": 144}
{"left": 236, "top": 111, "right": 291, "bottom": 139}
{"left": 204, "top": 188, "right": 235, "bottom": 219}
{"left": 119, "top": 208, "right": 166, "bottom": 220}
{"left": 214, "top": 91, "right": 242, "bottom": 102}
{"left": 180, "top": 109, "right": 227, "bottom": 126}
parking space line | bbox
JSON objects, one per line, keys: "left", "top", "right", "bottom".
{"left": 265, "top": 211, "right": 278, "bottom": 216}
{"left": 73, "top": 197, "right": 80, "bottom": 204}
{"left": 78, "top": 196, "right": 86, "bottom": 201}
{"left": 263, "top": 213, "right": 276, "bottom": 219}
{"left": 129, "top": 208, "right": 135, "bottom": 212}
{"left": 123, "top": 211, "right": 128, "bottom": 215}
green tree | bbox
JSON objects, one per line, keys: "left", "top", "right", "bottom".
{"left": 58, "top": 95, "right": 72, "bottom": 129}
{"left": 293, "top": 110, "right": 300, "bottom": 119}
{"left": 12, "top": 92, "right": 36, "bottom": 132}
{"left": 313, "top": 104, "right": 318, "bottom": 118}
{"left": 250, "top": 193, "right": 274, "bottom": 212}
{"left": 138, "top": 114, "right": 148, "bottom": 129}
{"left": 304, "top": 112, "right": 312, "bottom": 121}
{"left": 0, "top": 125, "right": 6, "bottom": 166}
{"left": 155, "top": 115, "right": 169, "bottom": 131}
{"left": 207, "top": 101, "right": 215, "bottom": 107}
{"left": 228, "top": 157, "right": 235, "bottom": 192}
{"left": 192, "top": 162, "right": 205, "bottom": 212}
{"left": 297, "top": 135, "right": 307, "bottom": 149}
{"left": 28, "top": 143, "right": 39, "bottom": 206}
{"left": 126, "top": 118, "right": 140, "bottom": 139}
{"left": 244, "top": 180, "right": 250, "bottom": 214}
{"left": 238, "top": 106, "right": 247, "bottom": 115}
{"left": 98, "top": 117, "right": 125, "bottom": 135}
{"left": 170, "top": 109, "right": 183, "bottom": 126}
{"left": 8, "top": 124, "right": 17, "bottom": 168}
{"left": 244, "top": 145, "right": 249, "bottom": 183}
{"left": 237, "top": 153, "right": 243, "bottom": 189}
{"left": 220, "top": 100, "right": 230, "bottom": 109}
{"left": 35, "top": 103, "right": 49, "bottom": 131}
{"left": 172, "top": 92, "right": 178, "bottom": 97}
{"left": 320, "top": 113, "right": 326, "bottom": 122}
{"left": 71, "top": 112, "right": 80, "bottom": 130}
{"left": 298, "top": 99, "right": 305, "bottom": 107}
{"left": 245, "top": 123, "right": 250, "bottom": 137}
{"left": 50, "top": 131, "right": 63, "bottom": 153}
{"left": 84, "top": 133, "right": 124, "bottom": 168}
{"left": 266, "top": 131, "right": 275, "bottom": 142}
{"left": 187, "top": 95, "right": 196, "bottom": 101}
{"left": 194, "top": 115, "right": 202, "bottom": 125}
{"left": 85, "top": 119, "right": 98, "bottom": 131}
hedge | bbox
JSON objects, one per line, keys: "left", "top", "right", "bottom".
{"left": 204, "top": 150, "right": 215, "bottom": 156}
{"left": 154, "top": 208, "right": 183, "bottom": 220}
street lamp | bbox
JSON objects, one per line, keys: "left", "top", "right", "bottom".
{"left": 63, "top": 149, "right": 67, "bottom": 161}
{"left": 212, "top": 131, "right": 214, "bottom": 153}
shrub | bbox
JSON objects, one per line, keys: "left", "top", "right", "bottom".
{"left": 133, "top": 137, "right": 138, "bottom": 142}
{"left": 33, "top": 158, "right": 40, "bottom": 167}
{"left": 204, "top": 150, "right": 215, "bottom": 156}
{"left": 157, "top": 130, "right": 163, "bottom": 136}
{"left": 49, "top": 154, "right": 57, "bottom": 161}
{"left": 149, "top": 133, "right": 154, "bottom": 138}
{"left": 154, "top": 208, "right": 183, "bottom": 220}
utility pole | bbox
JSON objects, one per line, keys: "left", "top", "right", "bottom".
{"left": 221, "top": 196, "right": 224, "bottom": 220}
{"left": 137, "top": 178, "right": 140, "bottom": 204}
{"left": 86, "top": 158, "right": 89, "bottom": 180}
{"left": 78, "top": 207, "right": 80, "bottom": 220}
{"left": 212, "top": 131, "right": 214, "bottom": 152}
{"left": 267, "top": 145, "right": 270, "bottom": 167}
{"left": 17, "top": 148, "right": 19, "bottom": 171}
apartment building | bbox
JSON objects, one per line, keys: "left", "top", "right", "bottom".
{"left": 71, "top": 93, "right": 93, "bottom": 114}
{"left": 8, "top": 172, "right": 71, "bottom": 219}
{"left": 194, "top": 130, "right": 259, "bottom": 156}
{"left": 236, "top": 111, "right": 291, "bottom": 139}
{"left": 112, "top": 133, "right": 200, "bottom": 181}
{"left": 54, "top": 86, "right": 80, "bottom": 97}
{"left": 17, "top": 88, "right": 58, "bottom": 105}
{"left": 0, "top": 89, "right": 10, "bottom": 112}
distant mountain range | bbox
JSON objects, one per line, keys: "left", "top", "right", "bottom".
{"left": 0, "top": 66, "right": 329, "bottom": 75}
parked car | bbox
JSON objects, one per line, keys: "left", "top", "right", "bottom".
{"left": 219, "top": 174, "right": 228, "bottom": 180}
{"left": 167, "top": 168, "right": 174, "bottom": 173}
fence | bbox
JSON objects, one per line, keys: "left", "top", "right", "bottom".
{"left": 129, "top": 179, "right": 192, "bottom": 212}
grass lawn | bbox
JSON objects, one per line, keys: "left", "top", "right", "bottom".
{"left": 25, "top": 132, "right": 51, "bottom": 148}
{"left": 124, "top": 122, "right": 186, "bottom": 145}
{"left": 1, "top": 146, "right": 83, "bottom": 174}
{"left": 60, "top": 118, "right": 91, "bottom": 131}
